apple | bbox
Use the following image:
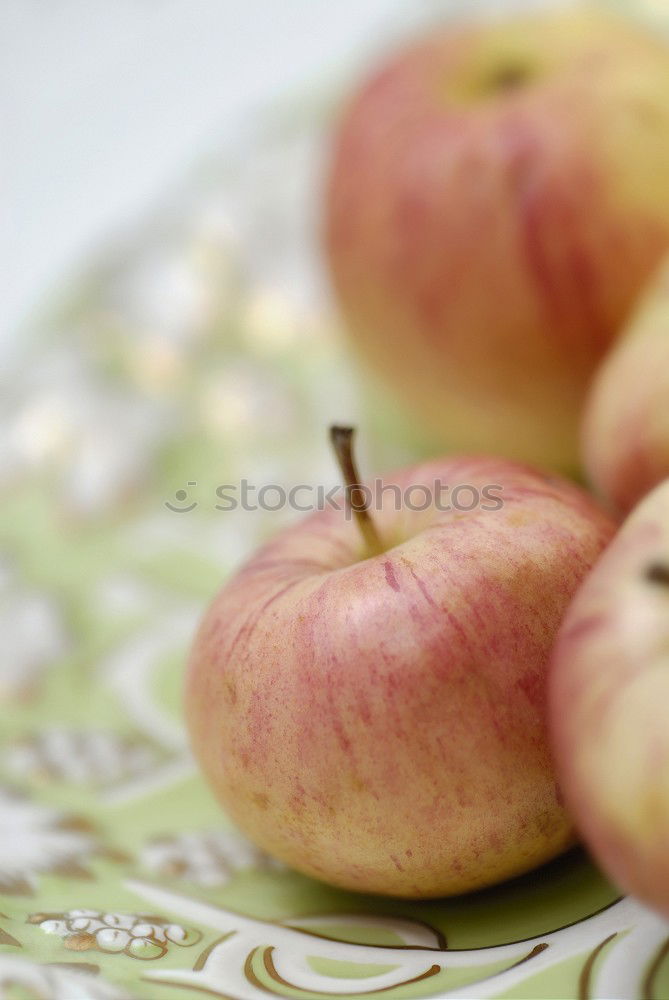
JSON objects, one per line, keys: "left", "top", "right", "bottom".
{"left": 550, "top": 479, "right": 669, "bottom": 918}
{"left": 324, "top": 6, "right": 669, "bottom": 472}
{"left": 186, "top": 429, "right": 615, "bottom": 898}
{"left": 582, "top": 253, "right": 669, "bottom": 515}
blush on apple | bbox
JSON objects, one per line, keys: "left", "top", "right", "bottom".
{"left": 186, "top": 429, "right": 615, "bottom": 898}
{"left": 550, "top": 478, "right": 669, "bottom": 918}
{"left": 325, "top": 6, "right": 669, "bottom": 472}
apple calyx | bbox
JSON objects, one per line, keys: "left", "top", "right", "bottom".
{"left": 483, "top": 60, "right": 533, "bottom": 95}
{"left": 329, "top": 425, "right": 383, "bottom": 559}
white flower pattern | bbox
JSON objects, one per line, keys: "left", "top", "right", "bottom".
{"left": 0, "top": 956, "right": 134, "bottom": 1000}
{"left": 0, "top": 563, "right": 69, "bottom": 702}
{"left": 140, "top": 830, "right": 283, "bottom": 887}
{"left": 29, "top": 909, "right": 201, "bottom": 961}
{"left": 0, "top": 787, "right": 125, "bottom": 895}
{"left": 6, "top": 729, "right": 162, "bottom": 790}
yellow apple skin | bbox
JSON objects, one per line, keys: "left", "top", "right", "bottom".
{"left": 583, "top": 254, "right": 669, "bottom": 515}
{"left": 550, "top": 480, "right": 669, "bottom": 918}
{"left": 325, "top": 7, "right": 669, "bottom": 472}
{"left": 186, "top": 457, "right": 615, "bottom": 898}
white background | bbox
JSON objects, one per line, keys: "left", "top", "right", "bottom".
{"left": 1, "top": 0, "right": 467, "bottom": 357}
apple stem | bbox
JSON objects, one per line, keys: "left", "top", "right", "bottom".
{"left": 329, "top": 425, "right": 383, "bottom": 558}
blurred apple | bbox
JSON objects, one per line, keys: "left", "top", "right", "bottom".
{"left": 583, "top": 253, "right": 669, "bottom": 514}
{"left": 325, "top": 6, "right": 669, "bottom": 471}
{"left": 550, "top": 478, "right": 669, "bottom": 917}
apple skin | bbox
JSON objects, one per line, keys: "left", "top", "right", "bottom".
{"left": 550, "top": 479, "right": 669, "bottom": 918}
{"left": 582, "top": 254, "right": 669, "bottom": 515}
{"left": 186, "top": 457, "right": 615, "bottom": 898}
{"left": 324, "top": 7, "right": 669, "bottom": 472}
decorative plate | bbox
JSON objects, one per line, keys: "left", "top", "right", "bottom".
{"left": 2, "top": 2, "right": 669, "bottom": 997}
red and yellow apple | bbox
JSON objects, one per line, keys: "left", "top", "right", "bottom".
{"left": 325, "top": 6, "right": 669, "bottom": 471}
{"left": 583, "top": 253, "right": 669, "bottom": 515}
{"left": 550, "top": 479, "right": 669, "bottom": 918}
{"left": 186, "top": 440, "right": 615, "bottom": 897}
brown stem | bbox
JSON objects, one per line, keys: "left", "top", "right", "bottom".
{"left": 329, "top": 425, "right": 383, "bottom": 558}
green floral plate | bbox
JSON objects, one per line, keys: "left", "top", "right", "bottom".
{"left": 2, "top": 4, "right": 669, "bottom": 996}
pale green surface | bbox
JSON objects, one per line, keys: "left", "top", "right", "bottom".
{"left": 2, "top": 4, "right": 669, "bottom": 994}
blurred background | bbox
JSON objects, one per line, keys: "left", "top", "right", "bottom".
{"left": 4, "top": 0, "right": 453, "bottom": 355}
{"left": 7, "top": 0, "right": 632, "bottom": 355}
